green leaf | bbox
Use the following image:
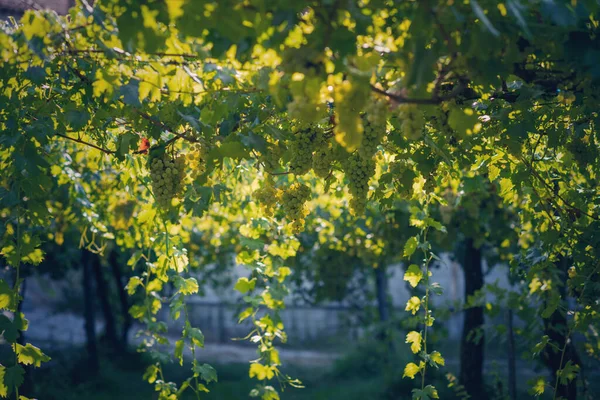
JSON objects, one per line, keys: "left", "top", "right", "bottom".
{"left": 217, "top": 142, "right": 250, "bottom": 159}
{"left": 412, "top": 385, "right": 439, "bottom": 400}
{"left": 448, "top": 107, "right": 481, "bottom": 136}
{"left": 234, "top": 277, "right": 256, "bottom": 294}
{"left": 143, "top": 364, "right": 159, "bottom": 384}
{"left": 174, "top": 339, "right": 184, "bottom": 366}
{"left": 404, "top": 237, "right": 418, "bottom": 258}
{"left": 238, "top": 307, "right": 254, "bottom": 323}
{"left": 193, "top": 363, "right": 218, "bottom": 383}
{"left": 404, "top": 264, "right": 423, "bottom": 288}
{"left": 0, "top": 280, "right": 15, "bottom": 311}
{"left": 4, "top": 365, "right": 24, "bottom": 397}
{"left": 528, "top": 377, "right": 546, "bottom": 396}
{"left": 15, "top": 343, "right": 50, "bottom": 367}
{"left": 557, "top": 360, "right": 579, "bottom": 385}
{"left": 120, "top": 80, "right": 142, "bottom": 107}
{"left": 532, "top": 335, "right": 550, "bottom": 356}
{"left": 174, "top": 276, "right": 199, "bottom": 295}
{"left": 186, "top": 326, "right": 205, "bottom": 348}
{"left": 0, "top": 314, "right": 18, "bottom": 343}
{"left": 65, "top": 110, "right": 90, "bottom": 131}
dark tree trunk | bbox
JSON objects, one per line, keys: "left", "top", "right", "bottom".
{"left": 507, "top": 309, "right": 517, "bottom": 400}
{"left": 82, "top": 251, "right": 99, "bottom": 373}
{"left": 91, "top": 253, "right": 119, "bottom": 351}
{"left": 374, "top": 265, "right": 390, "bottom": 323}
{"left": 542, "top": 257, "right": 579, "bottom": 400}
{"left": 459, "top": 238, "right": 485, "bottom": 398}
{"left": 109, "top": 251, "right": 131, "bottom": 348}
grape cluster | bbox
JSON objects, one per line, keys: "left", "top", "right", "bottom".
{"left": 253, "top": 179, "right": 281, "bottom": 217}
{"left": 342, "top": 153, "right": 375, "bottom": 215}
{"left": 289, "top": 126, "right": 322, "bottom": 176}
{"left": 359, "top": 114, "right": 385, "bottom": 159}
{"left": 149, "top": 154, "right": 186, "bottom": 208}
{"left": 260, "top": 142, "right": 283, "bottom": 172}
{"left": 281, "top": 182, "right": 311, "bottom": 233}
{"left": 313, "top": 144, "right": 334, "bottom": 178}
{"left": 186, "top": 143, "right": 208, "bottom": 180}
{"left": 398, "top": 104, "right": 424, "bottom": 140}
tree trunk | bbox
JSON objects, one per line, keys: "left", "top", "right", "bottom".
{"left": 91, "top": 253, "right": 119, "bottom": 351}
{"left": 507, "top": 309, "right": 517, "bottom": 400}
{"left": 109, "top": 251, "right": 131, "bottom": 348}
{"left": 542, "top": 257, "right": 579, "bottom": 400}
{"left": 459, "top": 238, "right": 485, "bottom": 398}
{"left": 82, "top": 250, "right": 99, "bottom": 373}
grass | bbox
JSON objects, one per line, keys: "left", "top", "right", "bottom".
{"left": 25, "top": 347, "right": 391, "bottom": 400}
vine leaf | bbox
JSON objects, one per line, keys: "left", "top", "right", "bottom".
{"left": 404, "top": 264, "right": 423, "bottom": 288}
{"left": 403, "top": 362, "right": 420, "bottom": 379}
{"left": 0, "top": 281, "right": 15, "bottom": 311}
{"left": 3, "top": 365, "right": 24, "bottom": 397}
{"left": 15, "top": 343, "right": 50, "bottom": 367}
{"left": 234, "top": 277, "right": 256, "bottom": 294}
{"left": 406, "top": 331, "right": 422, "bottom": 354}
{"left": 403, "top": 236, "right": 418, "bottom": 258}
{"left": 174, "top": 339, "right": 184, "bottom": 366}
{"left": 193, "top": 363, "right": 218, "bottom": 383}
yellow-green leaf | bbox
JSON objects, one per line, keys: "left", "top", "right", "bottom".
{"left": 403, "top": 362, "right": 420, "bottom": 379}
{"left": 405, "top": 296, "right": 421, "bottom": 315}
{"left": 406, "top": 331, "right": 422, "bottom": 354}
{"left": 234, "top": 277, "right": 256, "bottom": 294}
{"left": 430, "top": 351, "right": 445, "bottom": 366}
{"left": 404, "top": 264, "right": 423, "bottom": 288}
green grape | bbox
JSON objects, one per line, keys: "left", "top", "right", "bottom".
{"left": 342, "top": 153, "right": 375, "bottom": 215}
{"left": 260, "top": 142, "right": 283, "bottom": 172}
{"left": 359, "top": 113, "right": 386, "bottom": 159}
{"left": 289, "top": 126, "right": 323, "bottom": 175}
{"left": 281, "top": 182, "right": 311, "bottom": 233}
{"left": 253, "top": 179, "right": 281, "bottom": 217}
{"left": 149, "top": 153, "right": 186, "bottom": 208}
{"left": 313, "top": 143, "right": 334, "bottom": 178}
{"left": 186, "top": 143, "right": 208, "bottom": 179}
{"left": 398, "top": 104, "right": 424, "bottom": 140}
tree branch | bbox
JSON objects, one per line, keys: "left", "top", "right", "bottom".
{"left": 55, "top": 133, "right": 115, "bottom": 155}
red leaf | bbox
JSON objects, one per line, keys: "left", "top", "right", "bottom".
{"left": 138, "top": 138, "right": 150, "bottom": 153}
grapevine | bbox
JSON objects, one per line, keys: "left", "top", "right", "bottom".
{"left": 186, "top": 143, "right": 208, "bottom": 180}
{"left": 149, "top": 153, "right": 186, "bottom": 209}
{"left": 312, "top": 143, "right": 334, "bottom": 178}
{"left": 281, "top": 182, "right": 311, "bottom": 233}
{"left": 342, "top": 153, "right": 376, "bottom": 215}
{"left": 253, "top": 178, "right": 281, "bottom": 217}
{"left": 289, "top": 126, "right": 322, "bottom": 176}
